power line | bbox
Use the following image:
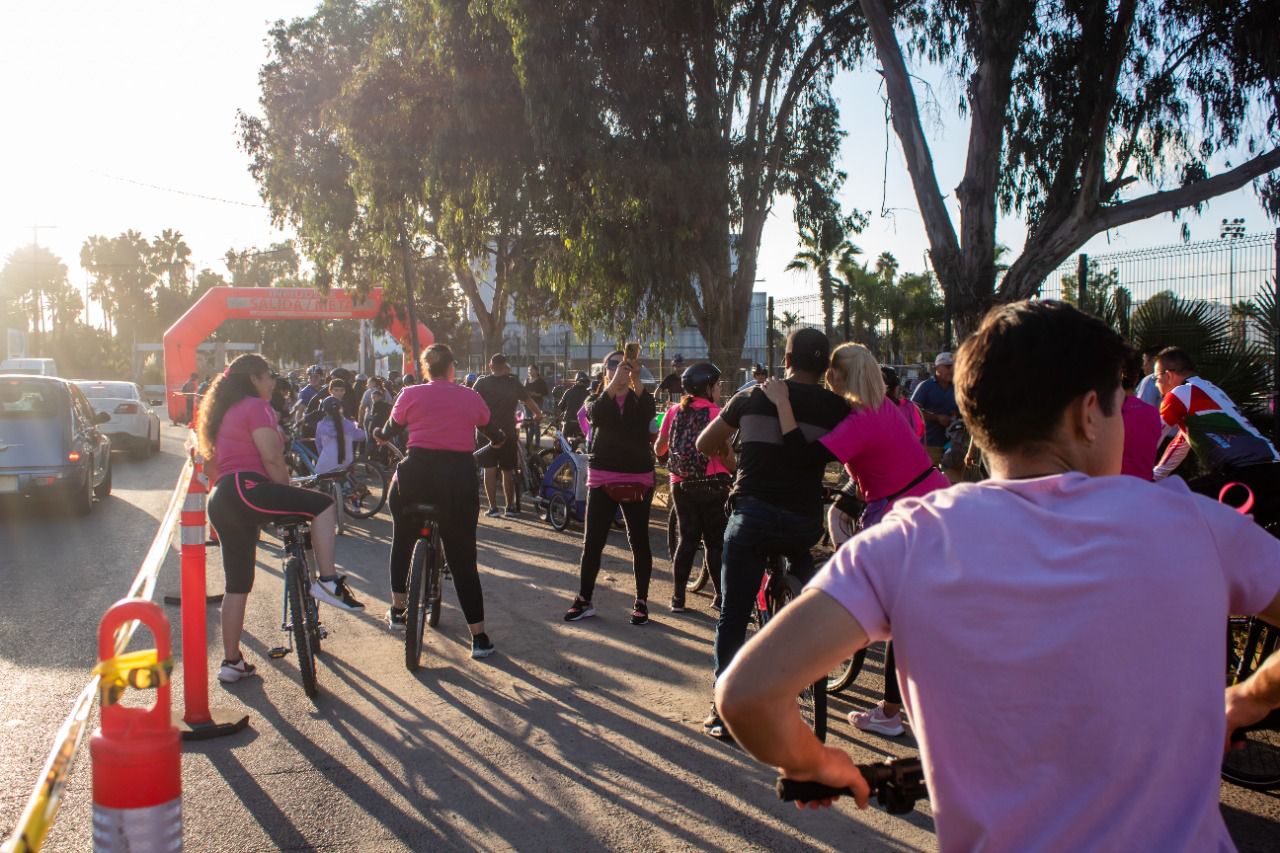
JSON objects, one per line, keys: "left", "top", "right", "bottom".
{"left": 96, "top": 172, "right": 269, "bottom": 209}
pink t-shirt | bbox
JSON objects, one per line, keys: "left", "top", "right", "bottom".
{"left": 818, "top": 398, "right": 949, "bottom": 503}
{"left": 810, "top": 473, "right": 1280, "bottom": 852}
{"left": 1120, "top": 395, "right": 1161, "bottom": 480}
{"left": 658, "top": 399, "right": 730, "bottom": 483}
{"left": 389, "top": 380, "right": 490, "bottom": 452}
{"left": 212, "top": 396, "right": 281, "bottom": 479}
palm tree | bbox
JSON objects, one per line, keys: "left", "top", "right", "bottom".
{"left": 835, "top": 249, "right": 881, "bottom": 346}
{"left": 787, "top": 219, "right": 858, "bottom": 338}
{"left": 150, "top": 229, "right": 192, "bottom": 295}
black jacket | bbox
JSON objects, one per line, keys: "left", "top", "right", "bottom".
{"left": 585, "top": 389, "right": 656, "bottom": 474}
{"left": 558, "top": 383, "right": 590, "bottom": 424}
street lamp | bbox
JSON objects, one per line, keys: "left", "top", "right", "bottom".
{"left": 1220, "top": 217, "right": 1246, "bottom": 319}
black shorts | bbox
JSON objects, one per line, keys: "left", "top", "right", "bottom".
{"left": 480, "top": 436, "right": 520, "bottom": 472}
{"left": 207, "top": 472, "right": 333, "bottom": 594}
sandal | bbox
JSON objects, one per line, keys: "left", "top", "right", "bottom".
{"left": 703, "top": 704, "right": 733, "bottom": 741}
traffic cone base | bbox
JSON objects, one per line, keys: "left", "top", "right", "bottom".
{"left": 175, "top": 709, "right": 250, "bottom": 742}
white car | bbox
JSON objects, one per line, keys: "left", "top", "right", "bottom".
{"left": 74, "top": 381, "right": 162, "bottom": 458}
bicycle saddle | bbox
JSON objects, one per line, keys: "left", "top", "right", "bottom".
{"left": 312, "top": 468, "right": 350, "bottom": 482}
{"left": 271, "top": 514, "right": 313, "bottom": 528}
{"left": 403, "top": 502, "right": 441, "bottom": 519}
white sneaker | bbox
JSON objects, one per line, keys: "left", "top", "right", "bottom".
{"left": 311, "top": 577, "right": 365, "bottom": 611}
{"left": 849, "top": 703, "right": 905, "bottom": 737}
{"left": 218, "top": 658, "right": 257, "bottom": 683}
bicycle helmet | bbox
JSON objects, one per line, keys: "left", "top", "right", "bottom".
{"left": 680, "top": 362, "right": 722, "bottom": 399}
{"left": 320, "top": 396, "right": 343, "bottom": 416}
{"left": 574, "top": 371, "right": 589, "bottom": 383}
{"left": 880, "top": 365, "right": 900, "bottom": 392}
{"left": 306, "top": 364, "right": 325, "bottom": 376}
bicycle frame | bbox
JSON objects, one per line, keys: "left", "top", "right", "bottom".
{"left": 267, "top": 523, "right": 324, "bottom": 659}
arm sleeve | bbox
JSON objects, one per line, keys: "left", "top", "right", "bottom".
{"left": 1201, "top": 498, "right": 1280, "bottom": 614}
{"left": 587, "top": 392, "right": 620, "bottom": 427}
{"left": 718, "top": 391, "right": 750, "bottom": 429}
{"left": 1159, "top": 388, "right": 1188, "bottom": 429}
{"left": 1152, "top": 433, "right": 1189, "bottom": 481}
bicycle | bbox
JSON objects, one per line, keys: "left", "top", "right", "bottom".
{"left": 756, "top": 553, "right": 827, "bottom": 741}
{"left": 1223, "top": 615, "right": 1280, "bottom": 790}
{"left": 286, "top": 427, "right": 388, "bottom": 521}
{"left": 776, "top": 756, "right": 927, "bottom": 814}
{"left": 403, "top": 500, "right": 445, "bottom": 672}
{"left": 264, "top": 508, "right": 326, "bottom": 699}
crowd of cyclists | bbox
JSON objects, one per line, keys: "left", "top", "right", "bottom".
{"left": 189, "top": 298, "right": 1280, "bottom": 849}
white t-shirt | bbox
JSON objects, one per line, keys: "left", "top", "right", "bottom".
{"left": 811, "top": 472, "right": 1280, "bottom": 852}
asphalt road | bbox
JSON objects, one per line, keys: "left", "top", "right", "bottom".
{"left": 1, "top": 427, "right": 1277, "bottom": 851}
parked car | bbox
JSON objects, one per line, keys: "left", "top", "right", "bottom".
{"left": 74, "top": 381, "right": 162, "bottom": 458}
{"left": 0, "top": 358, "right": 58, "bottom": 376}
{"left": 0, "top": 375, "right": 112, "bottom": 515}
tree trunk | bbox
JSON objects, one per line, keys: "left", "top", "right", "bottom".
{"left": 398, "top": 223, "right": 422, "bottom": 368}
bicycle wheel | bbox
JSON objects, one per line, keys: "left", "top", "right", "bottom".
{"left": 426, "top": 532, "right": 444, "bottom": 628}
{"left": 548, "top": 493, "right": 571, "bottom": 531}
{"left": 286, "top": 557, "right": 319, "bottom": 698}
{"left": 826, "top": 648, "right": 868, "bottom": 694}
{"left": 343, "top": 460, "right": 388, "bottom": 518}
{"left": 777, "top": 575, "right": 827, "bottom": 741}
{"left": 1222, "top": 618, "right": 1280, "bottom": 789}
{"left": 405, "top": 537, "right": 431, "bottom": 672}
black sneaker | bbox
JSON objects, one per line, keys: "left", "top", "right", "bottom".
{"left": 386, "top": 607, "right": 407, "bottom": 629}
{"left": 630, "top": 599, "right": 649, "bottom": 626}
{"left": 471, "top": 632, "right": 496, "bottom": 659}
{"left": 564, "top": 597, "right": 595, "bottom": 621}
{"left": 670, "top": 597, "right": 686, "bottom": 613}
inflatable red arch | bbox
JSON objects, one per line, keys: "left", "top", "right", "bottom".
{"left": 163, "top": 286, "right": 432, "bottom": 421}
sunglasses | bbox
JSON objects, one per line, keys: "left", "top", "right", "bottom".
{"left": 606, "top": 358, "right": 623, "bottom": 371}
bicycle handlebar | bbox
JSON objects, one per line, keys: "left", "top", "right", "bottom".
{"left": 776, "top": 757, "right": 926, "bottom": 814}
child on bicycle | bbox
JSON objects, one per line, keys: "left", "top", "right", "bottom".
{"left": 717, "top": 301, "right": 1280, "bottom": 850}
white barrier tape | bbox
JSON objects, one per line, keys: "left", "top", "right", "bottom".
{"left": 179, "top": 527, "right": 205, "bottom": 546}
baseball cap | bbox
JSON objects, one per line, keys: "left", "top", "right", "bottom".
{"left": 934, "top": 352, "right": 955, "bottom": 366}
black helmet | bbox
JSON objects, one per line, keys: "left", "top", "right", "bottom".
{"left": 880, "top": 365, "right": 900, "bottom": 392}
{"left": 574, "top": 371, "right": 589, "bottom": 383}
{"left": 681, "top": 362, "right": 721, "bottom": 398}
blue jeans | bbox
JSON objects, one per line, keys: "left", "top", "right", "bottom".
{"left": 713, "top": 496, "right": 825, "bottom": 676}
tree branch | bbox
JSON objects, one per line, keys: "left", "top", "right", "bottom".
{"left": 1097, "top": 147, "right": 1280, "bottom": 231}
{"left": 1078, "top": 0, "right": 1138, "bottom": 210}
{"left": 859, "top": 0, "right": 961, "bottom": 277}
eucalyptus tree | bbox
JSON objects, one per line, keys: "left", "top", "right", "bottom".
{"left": 859, "top": 0, "right": 1280, "bottom": 335}
{"left": 494, "top": 0, "right": 867, "bottom": 366}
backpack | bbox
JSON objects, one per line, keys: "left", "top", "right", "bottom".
{"left": 668, "top": 404, "right": 714, "bottom": 480}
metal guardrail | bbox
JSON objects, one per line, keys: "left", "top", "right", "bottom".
{"left": 2, "top": 456, "right": 194, "bottom": 853}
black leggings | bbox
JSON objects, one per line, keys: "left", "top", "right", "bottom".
{"left": 577, "top": 485, "right": 654, "bottom": 601}
{"left": 671, "top": 482, "right": 727, "bottom": 598}
{"left": 388, "top": 449, "right": 485, "bottom": 624}
{"left": 207, "top": 472, "right": 334, "bottom": 594}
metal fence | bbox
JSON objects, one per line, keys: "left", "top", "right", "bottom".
{"left": 1039, "top": 231, "right": 1276, "bottom": 314}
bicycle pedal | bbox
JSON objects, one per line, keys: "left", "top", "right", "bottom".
{"left": 318, "top": 626, "right": 329, "bottom": 639}
{"left": 267, "top": 646, "right": 290, "bottom": 659}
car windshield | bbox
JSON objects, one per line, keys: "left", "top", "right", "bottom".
{"left": 0, "top": 380, "right": 61, "bottom": 419}
{"left": 77, "top": 382, "right": 137, "bottom": 400}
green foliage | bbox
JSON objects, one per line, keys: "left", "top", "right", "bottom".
{"left": 1130, "top": 291, "right": 1273, "bottom": 419}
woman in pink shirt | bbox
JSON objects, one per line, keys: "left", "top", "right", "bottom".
{"left": 765, "top": 343, "right": 949, "bottom": 738}
{"left": 655, "top": 362, "right": 735, "bottom": 613}
{"left": 201, "top": 354, "right": 356, "bottom": 685}
{"left": 1120, "top": 347, "right": 1161, "bottom": 480}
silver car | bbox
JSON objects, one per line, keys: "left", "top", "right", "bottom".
{"left": 74, "top": 381, "right": 162, "bottom": 458}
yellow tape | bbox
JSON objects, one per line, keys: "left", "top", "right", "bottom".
{"left": 92, "top": 650, "right": 173, "bottom": 707}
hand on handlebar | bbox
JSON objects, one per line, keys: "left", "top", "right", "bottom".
{"left": 778, "top": 746, "right": 871, "bottom": 810}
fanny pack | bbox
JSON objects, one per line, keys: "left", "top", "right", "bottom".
{"left": 675, "top": 475, "right": 732, "bottom": 501}
{"left": 603, "top": 483, "right": 649, "bottom": 504}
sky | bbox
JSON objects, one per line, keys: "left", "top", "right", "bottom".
{"left": 1, "top": 2, "right": 1273, "bottom": 327}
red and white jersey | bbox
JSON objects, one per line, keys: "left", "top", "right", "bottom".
{"left": 1155, "top": 376, "right": 1277, "bottom": 477}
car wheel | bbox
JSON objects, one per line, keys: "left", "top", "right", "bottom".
{"left": 94, "top": 456, "right": 112, "bottom": 499}
{"left": 134, "top": 429, "right": 153, "bottom": 459}
{"left": 73, "top": 468, "right": 93, "bottom": 516}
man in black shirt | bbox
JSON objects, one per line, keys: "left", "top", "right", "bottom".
{"left": 473, "top": 353, "right": 542, "bottom": 517}
{"left": 658, "top": 354, "right": 685, "bottom": 402}
{"left": 558, "top": 371, "right": 591, "bottom": 443}
{"left": 523, "top": 364, "right": 550, "bottom": 449}
{"left": 695, "top": 328, "right": 848, "bottom": 738}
